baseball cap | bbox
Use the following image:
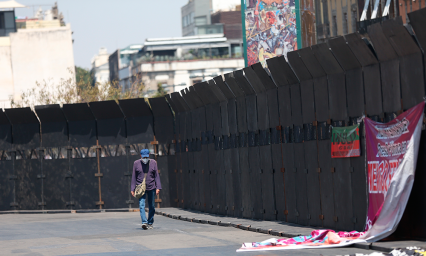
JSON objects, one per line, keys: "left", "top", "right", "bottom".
{"left": 140, "top": 149, "right": 150, "bottom": 158}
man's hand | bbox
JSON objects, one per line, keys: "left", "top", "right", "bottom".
{"left": 131, "top": 191, "right": 135, "bottom": 197}
{"left": 156, "top": 189, "right": 160, "bottom": 195}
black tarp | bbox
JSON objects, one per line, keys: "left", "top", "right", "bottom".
{"left": 100, "top": 156, "right": 128, "bottom": 209}
{"left": 312, "top": 43, "right": 354, "bottom": 231}
{"left": 0, "top": 160, "right": 13, "bottom": 211}
{"left": 5, "top": 108, "right": 40, "bottom": 150}
{"left": 287, "top": 50, "right": 313, "bottom": 227}
{"left": 89, "top": 100, "right": 126, "bottom": 145}
{"left": 119, "top": 98, "right": 154, "bottom": 144}
{"left": 193, "top": 82, "right": 214, "bottom": 213}
{"left": 0, "top": 111, "right": 12, "bottom": 150}
{"left": 329, "top": 36, "right": 367, "bottom": 231}
{"left": 233, "top": 70, "right": 254, "bottom": 219}
{"left": 148, "top": 97, "right": 174, "bottom": 144}
{"left": 43, "top": 158, "right": 69, "bottom": 210}
{"left": 70, "top": 158, "right": 98, "bottom": 209}
{"left": 35, "top": 104, "right": 68, "bottom": 148}
{"left": 62, "top": 103, "right": 97, "bottom": 147}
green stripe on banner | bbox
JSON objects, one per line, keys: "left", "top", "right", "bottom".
{"left": 241, "top": 0, "right": 248, "bottom": 67}
{"left": 295, "top": 0, "right": 302, "bottom": 49}
{"left": 331, "top": 125, "right": 360, "bottom": 143}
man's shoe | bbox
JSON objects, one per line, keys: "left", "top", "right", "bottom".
{"left": 142, "top": 224, "right": 148, "bottom": 230}
{"left": 147, "top": 224, "right": 153, "bottom": 229}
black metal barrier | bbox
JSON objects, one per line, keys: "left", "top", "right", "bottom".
{"left": 1, "top": 12, "right": 426, "bottom": 239}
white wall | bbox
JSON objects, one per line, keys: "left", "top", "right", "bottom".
{"left": 91, "top": 48, "right": 109, "bottom": 69}
{"left": 10, "top": 24, "right": 75, "bottom": 99}
{"left": 139, "top": 58, "right": 244, "bottom": 94}
{"left": 0, "top": 40, "right": 14, "bottom": 108}
{"left": 93, "top": 63, "right": 110, "bottom": 85}
{"left": 212, "top": 0, "right": 240, "bottom": 12}
{"left": 140, "top": 58, "right": 244, "bottom": 72}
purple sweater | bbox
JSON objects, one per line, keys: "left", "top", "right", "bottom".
{"left": 131, "top": 159, "right": 162, "bottom": 191}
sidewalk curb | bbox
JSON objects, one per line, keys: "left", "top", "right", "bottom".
{"left": 0, "top": 208, "right": 138, "bottom": 214}
{"left": 155, "top": 209, "right": 395, "bottom": 253}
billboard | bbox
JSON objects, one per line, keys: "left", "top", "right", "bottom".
{"left": 242, "top": 0, "right": 298, "bottom": 66}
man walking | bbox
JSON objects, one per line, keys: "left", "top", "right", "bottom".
{"left": 131, "top": 149, "right": 162, "bottom": 230}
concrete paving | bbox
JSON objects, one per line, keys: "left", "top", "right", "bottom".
{"left": 156, "top": 207, "right": 426, "bottom": 253}
{"left": 0, "top": 211, "right": 380, "bottom": 256}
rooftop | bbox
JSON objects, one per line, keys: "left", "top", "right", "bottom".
{"left": 144, "top": 34, "right": 227, "bottom": 46}
{"left": 0, "top": 0, "right": 25, "bottom": 9}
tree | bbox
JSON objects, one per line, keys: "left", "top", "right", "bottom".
{"left": 152, "top": 83, "right": 168, "bottom": 98}
{"left": 10, "top": 68, "right": 146, "bottom": 108}
{"left": 75, "top": 66, "right": 91, "bottom": 88}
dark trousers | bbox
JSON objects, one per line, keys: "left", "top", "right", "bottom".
{"left": 139, "top": 189, "right": 156, "bottom": 224}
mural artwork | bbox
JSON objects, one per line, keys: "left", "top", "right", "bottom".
{"left": 244, "top": 0, "right": 298, "bottom": 66}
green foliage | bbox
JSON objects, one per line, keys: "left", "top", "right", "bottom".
{"left": 10, "top": 68, "right": 146, "bottom": 108}
{"left": 152, "top": 83, "right": 168, "bottom": 98}
{"left": 75, "top": 66, "right": 92, "bottom": 88}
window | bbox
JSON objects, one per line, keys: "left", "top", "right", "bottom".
{"left": 190, "top": 12, "right": 194, "bottom": 24}
{"left": 352, "top": 9, "right": 357, "bottom": 33}
{"left": 195, "top": 16, "right": 207, "bottom": 26}
{"left": 0, "top": 11, "right": 16, "bottom": 37}
{"left": 0, "top": 13, "right": 4, "bottom": 29}
{"left": 343, "top": 13, "right": 348, "bottom": 34}
{"left": 198, "top": 27, "right": 206, "bottom": 34}
{"left": 231, "top": 45, "right": 242, "bottom": 57}
{"left": 332, "top": 15, "right": 337, "bottom": 36}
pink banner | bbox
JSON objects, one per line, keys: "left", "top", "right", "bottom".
{"left": 364, "top": 102, "right": 424, "bottom": 234}
{"left": 237, "top": 102, "right": 425, "bottom": 252}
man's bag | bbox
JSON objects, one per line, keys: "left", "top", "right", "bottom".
{"left": 135, "top": 176, "right": 146, "bottom": 199}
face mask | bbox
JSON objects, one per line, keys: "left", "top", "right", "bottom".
{"left": 141, "top": 158, "right": 149, "bottom": 164}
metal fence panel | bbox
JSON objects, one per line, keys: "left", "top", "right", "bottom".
{"left": 5, "top": 108, "right": 40, "bottom": 150}
{"left": 271, "top": 144, "right": 285, "bottom": 221}
{"left": 157, "top": 155, "right": 171, "bottom": 208}
{"left": 62, "top": 103, "right": 97, "bottom": 147}
{"left": 0, "top": 160, "right": 13, "bottom": 211}
{"left": 15, "top": 159, "right": 40, "bottom": 210}
{"left": 330, "top": 36, "right": 367, "bottom": 231}
{"left": 282, "top": 143, "right": 298, "bottom": 223}
{"left": 35, "top": 105, "right": 68, "bottom": 148}
{"left": 0, "top": 112, "right": 12, "bottom": 151}
{"left": 383, "top": 19, "right": 424, "bottom": 110}
{"left": 317, "top": 140, "right": 336, "bottom": 229}
{"left": 43, "top": 159, "right": 69, "bottom": 210}
{"left": 148, "top": 97, "right": 174, "bottom": 144}
{"left": 89, "top": 101, "right": 126, "bottom": 145}
{"left": 70, "top": 158, "right": 98, "bottom": 209}
{"left": 167, "top": 154, "right": 178, "bottom": 208}
{"left": 119, "top": 98, "right": 154, "bottom": 144}
{"left": 314, "top": 44, "right": 355, "bottom": 231}
{"left": 368, "top": 23, "right": 401, "bottom": 114}
{"left": 100, "top": 156, "right": 128, "bottom": 209}
{"left": 201, "top": 144, "right": 210, "bottom": 212}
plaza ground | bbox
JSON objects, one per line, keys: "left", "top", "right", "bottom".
{"left": 0, "top": 210, "right": 382, "bottom": 256}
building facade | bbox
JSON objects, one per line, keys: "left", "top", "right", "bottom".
{"left": 211, "top": 10, "right": 243, "bottom": 40}
{"left": 108, "top": 34, "right": 244, "bottom": 96}
{"left": 313, "top": 0, "right": 400, "bottom": 43}
{"left": 136, "top": 57, "right": 244, "bottom": 95}
{"left": 398, "top": 0, "right": 424, "bottom": 23}
{"left": 0, "top": 11, "right": 74, "bottom": 107}
{"left": 242, "top": 0, "right": 401, "bottom": 67}
{"left": 182, "top": 0, "right": 215, "bottom": 36}
{"left": 138, "top": 34, "right": 244, "bottom": 95}
{"left": 0, "top": 2, "right": 74, "bottom": 108}
{"left": 91, "top": 48, "right": 110, "bottom": 86}
{"left": 181, "top": 0, "right": 242, "bottom": 37}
